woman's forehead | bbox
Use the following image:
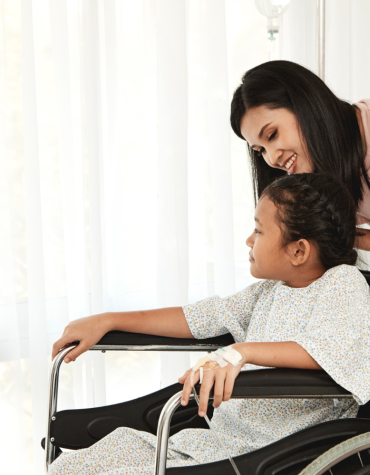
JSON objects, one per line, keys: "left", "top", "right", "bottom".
{"left": 240, "top": 106, "right": 295, "bottom": 144}
{"left": 240, "top": 106, "right": 278, "bottom": 143}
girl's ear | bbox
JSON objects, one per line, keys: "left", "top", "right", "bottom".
{"left": 288, "top": 239, "right": 311, "bottom": 266}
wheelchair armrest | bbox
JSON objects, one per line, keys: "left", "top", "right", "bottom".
{"left": 210, "top": 368, "right": 352, "bottom": 398}
{"left": 92, "top": 331, "right": 235, "bottom": 350}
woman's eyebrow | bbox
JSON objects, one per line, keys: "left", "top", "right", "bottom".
{"left": 250, "top": 122, "right": 272, "bottom": 148}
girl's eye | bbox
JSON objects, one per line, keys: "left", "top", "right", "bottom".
{"left": 254, "top": 228, "right": 260, "bottom": 234}
{"left": 268, "top": 130, "right": 277, "bottom": 141}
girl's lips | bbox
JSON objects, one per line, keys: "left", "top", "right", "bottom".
{"left": 249, "top": 256, "right": 255, "bottom": 262}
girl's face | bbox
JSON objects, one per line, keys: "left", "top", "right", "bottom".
{"left": 240, "top": 106, "right": 313, "bottom": 175}
{"left": 246, "top": 195, "right": 307, "bottom": 283}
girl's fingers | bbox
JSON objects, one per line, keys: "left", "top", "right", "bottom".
{"left": 223, "top": 371, "right": 236, "bottom": 402}
{"left": 198, "top": 373, "right": 214, "bottom": 416}
{"left": 181, "top": 370, "right": 199, "bottom": 406}
{"left": 52, "top": 335, "right": 70, "bottom": 360}
{"left": 178, "top": 368, "right": 192, "bottom": 384}
{"left": 212, "top": 372, "right": 226, "bottom": 408}
{"left": 180, "top": 365, "right": 237, "bottom": 414}
{"left": 61, "top": 342, "right": 90, "bottom": 363}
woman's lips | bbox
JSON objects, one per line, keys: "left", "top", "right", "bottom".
{"left": 287, "top": 156, "right": 298, "bottom": 175}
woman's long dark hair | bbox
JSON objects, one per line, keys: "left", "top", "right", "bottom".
{"left": 262, "top": 174, "right": 360, "bottom": 269}
{"left": 230, "top": 60, "right": 368, "bottom": 206}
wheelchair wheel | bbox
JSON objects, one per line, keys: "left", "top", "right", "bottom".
{"left": 299, "top": 432, "right": 370, "bottom": 475}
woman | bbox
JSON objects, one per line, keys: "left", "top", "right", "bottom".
{"left": 230, "top": 60, "right": 370, "bottom": 250}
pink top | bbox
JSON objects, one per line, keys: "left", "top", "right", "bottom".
{"left": 355, "top": 99, "right": 370, "bottom": 224}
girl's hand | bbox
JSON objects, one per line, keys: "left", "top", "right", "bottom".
{"left": 178, "top": 360, "right": 243, "bottom": 417}
{"left": 52, "top": 313, "right": 111, "bottom": 363}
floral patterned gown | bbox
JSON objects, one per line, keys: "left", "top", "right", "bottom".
{"left": 49, "top": 264, "right": 370, "bottom": 474}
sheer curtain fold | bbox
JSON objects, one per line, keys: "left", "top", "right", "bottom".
{"left": 0, "top": 2, "right": 27, "bottom": 468}
{"left": 81, "top": 0, "right": 107, "bottom": 407}
{"left": 49, "top": 0, "right": 87, "bottom": 410}
{"left": 156, "top": 0, "right": 190, "bottom": 388}
{"left": 203, "top": 0, "right": 235, "bottom": 297}
{"left": 21, "top": 0, "right": 49, "bottom": 472}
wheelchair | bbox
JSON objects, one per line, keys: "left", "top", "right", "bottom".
{"left": 43, "top": 270, "right": 370, "bottom": 475}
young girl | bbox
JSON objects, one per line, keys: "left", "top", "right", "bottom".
{"left": 50, "top": 174, "right": 370, "bottom": 475}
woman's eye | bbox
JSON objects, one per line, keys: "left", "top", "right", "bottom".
{"left": 268, "top": 130, "right": 277, "bottom": 141}
{"left": 254, "top": 228, "right": 260, "bottom": 234}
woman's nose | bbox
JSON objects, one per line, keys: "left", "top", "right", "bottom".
{"left": 269, "top": 150, "right": 283, "bottom": 167}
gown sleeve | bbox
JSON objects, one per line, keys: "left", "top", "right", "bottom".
{"left": 182, "top": 279, "right": 277, "bottom": 343}
{"left": 293, "top": 265, "right": 370, "bottom": 405}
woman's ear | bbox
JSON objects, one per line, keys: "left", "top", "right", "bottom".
{"left": 288, "top": 239, "right": 311, "bottom": 266}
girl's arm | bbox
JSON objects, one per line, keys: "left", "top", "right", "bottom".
{"left": 179, "top": 341, "right": 321, "bottom": 416}
{"left": 235, "top": 341, "right": 321, "bottom": 369}
{"left": 52, "top": 307, "right": 193, "bottom": 363}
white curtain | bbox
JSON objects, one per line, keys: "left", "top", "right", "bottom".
{"left": 1, "top": 1, "right": 369, "bottom": 474}
{"left": 280, "top": 0, "right": 370, "bottom": 102}
{"left": 0, "top": 1, "right": 268, "bottom": 473}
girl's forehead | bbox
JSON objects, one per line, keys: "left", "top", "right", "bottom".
{"left": 256, "top": 196, "right": 279, "bottom": 227}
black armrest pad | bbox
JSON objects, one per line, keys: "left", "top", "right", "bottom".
{"left": 95, "top": 331, "right": 235, "bottom": 348}
{"left": 204, "top": 368, "right": 351, "bottom": 398}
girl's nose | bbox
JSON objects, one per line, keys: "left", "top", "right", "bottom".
{"left": 246, "top": 233, "right": 253, "bottom": 248}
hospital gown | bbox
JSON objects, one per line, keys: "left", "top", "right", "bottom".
{"left": 49, "top": 264, "right": 370, "bottom": 474}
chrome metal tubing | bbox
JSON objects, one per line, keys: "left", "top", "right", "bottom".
{"left": 317, "top": 0, "right": 326, "bottom": 81}
{"left": 153, "top": 389, "right": 353, "bottom": 475}
{"left": 45, "top": 345, "right": 76, "bottom": 473}
{"left": 91, "top": 344, "right": 221, "bottom": 352}
{"left": 154, "top": 391, "right": 195, "bottom": 475}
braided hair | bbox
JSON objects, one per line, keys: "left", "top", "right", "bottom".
{"left": 262, "top": 174, "right": 360, "bottom": 269}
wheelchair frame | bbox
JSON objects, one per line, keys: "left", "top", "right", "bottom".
{"left": 46, "top": 334, "right": 234, "bottom": 472}
{"left": 45, "top": 335, "right": 355, "bottom": 475}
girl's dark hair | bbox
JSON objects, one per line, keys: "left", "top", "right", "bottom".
{"left": 230, "top": 60, "right": 368, "bottom": 206}
{"left": 262, "top": 173, "right": 360, "bottom": 269}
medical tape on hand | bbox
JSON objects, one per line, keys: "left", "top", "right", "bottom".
{"left": 190, "top": 346, "right": 243, "bottom": 387}
{"left": 213, "top": 346, "right": 243, "bottom": 367}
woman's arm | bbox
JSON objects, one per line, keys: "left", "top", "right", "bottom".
{"left": 52, "top": 307, "right": 193, "bottom": 363}
{"left": 356, "top": 228, "right": 370, "bottom": 251}
{"left": 179, "top": 341, "right": 321, "bottom": 416}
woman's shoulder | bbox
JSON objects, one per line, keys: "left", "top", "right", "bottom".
{"left": 354, "top": 99, "right": 370, "bottom": 112}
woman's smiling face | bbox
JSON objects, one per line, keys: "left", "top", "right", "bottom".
{"left": 240, "top": 106, "right": 313, "bottom": 175}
